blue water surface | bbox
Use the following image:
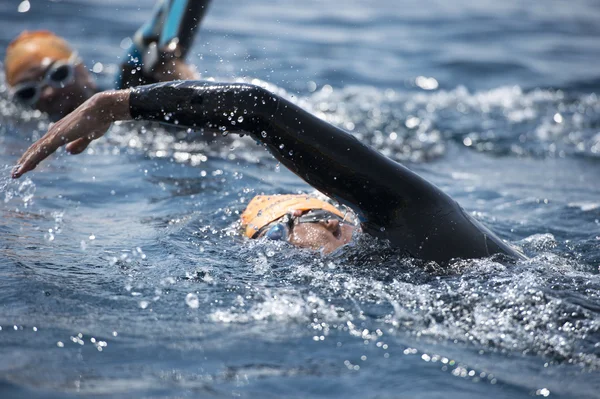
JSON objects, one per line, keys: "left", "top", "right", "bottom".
{"left": 1, "top": 0, "right": 600, "bottom": 398}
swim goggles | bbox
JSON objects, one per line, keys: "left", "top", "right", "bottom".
{"left": 10, "top": 52, "right": 80, "bottom": 105}
{"left": 258, "top": 209, "right": 348, "bottom": 241}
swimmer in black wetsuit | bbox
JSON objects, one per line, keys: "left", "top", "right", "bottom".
{"left": 12, "top": 81, "right": 525, "bottom": 263}
{"left": 4, "top": 0, "right": 210, "bottom": 120}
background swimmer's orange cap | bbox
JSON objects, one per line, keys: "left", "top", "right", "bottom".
{"left": 4, "top": 30, "right": 74, "bottom": 86}
{"left": 241, "top": 194, "right": 345, "bottom": 238}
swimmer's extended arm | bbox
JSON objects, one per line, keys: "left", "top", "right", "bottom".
{"left": 13, "top": 90, "right": 131, "bottom": 177}
{"left": 126, "top": 82, "right": 443, "bottom": 226}
{"left": 13, "top": 81, "right": 437, "bottom": 225}
{"left": 13, "top": 81, "right": 523, "bottom": 262}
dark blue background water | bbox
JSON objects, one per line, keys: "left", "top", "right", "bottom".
{"left": 1, "top": 0, "right": 599, "bottom": 398}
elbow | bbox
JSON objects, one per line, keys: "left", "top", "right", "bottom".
{"left": 231, "top": 83, "right": 279, "bottom": 119}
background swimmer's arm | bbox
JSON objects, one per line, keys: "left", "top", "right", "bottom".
{"left": 116, "top": 0, "right": 211, "bottom": 88}
{"left": 158, "top": 0, "right": 212, "bottom": 60}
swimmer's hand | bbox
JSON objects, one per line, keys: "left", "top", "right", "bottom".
{"left": 12, "top": 90, "right": 131, "bottom": 179}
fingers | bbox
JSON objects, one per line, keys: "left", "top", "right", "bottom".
{"left": 11, "top": 91, "right": 127, "bottom": 179}
{"left": 66, "top": 136, "right": 94, "bottom": 154}
{"left": 12, "top": 132, "right": 65, "bottom": 179}
{"left": 13, "top": 118, "right": 79, "bottom": 179}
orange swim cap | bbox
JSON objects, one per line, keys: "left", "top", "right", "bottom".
{"left": 241, "top": 194, "right": 346, "bottom": 238}
{"left": 4, "top": 30, "right": 74, "bottom": 86}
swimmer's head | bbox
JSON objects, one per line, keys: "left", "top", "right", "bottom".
{"left": 241, "top": 194, "right": 356, "bottom": 254}
{"left": 4, "top": 30, "right": 96, "bottom": 119}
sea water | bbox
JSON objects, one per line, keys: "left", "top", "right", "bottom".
{"left": 0, "top": 0, "right": 599, "bottom": 397}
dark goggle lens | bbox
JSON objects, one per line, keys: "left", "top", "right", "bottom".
{"left": 48, "top": 64, "right": 71, "bottom": 83}
{"left": 14, "top": 86, "right": 38, "bottom": 102}
{"left": 265, "top": 223, "right": 288, "bottom": 241}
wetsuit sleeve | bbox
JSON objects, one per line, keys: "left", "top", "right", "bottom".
{"left": 129, "top": 81, "right": 444, "bottom": 222}
{"left": 129, "top": 81, "right": 523, "bottom": 262}
{"left": 115, "top": 0, "right": 211, "bottom": 89}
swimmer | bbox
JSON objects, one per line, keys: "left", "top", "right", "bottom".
{"left": 4, "top": 0, "right": 210, "bottom": 120}
{"left": 12, "top": 81, "right": 526, "bottom": 263}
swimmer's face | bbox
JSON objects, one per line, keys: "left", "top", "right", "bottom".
{"left": 288, "top": 218, "right": 355, "bottom": 254}
{"left": 11, "top": 59, "right": 95, "bottom": 120}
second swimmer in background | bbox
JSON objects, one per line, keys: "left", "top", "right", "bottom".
{"left": 3, "top": 0, "right": 211, "bottom": 120}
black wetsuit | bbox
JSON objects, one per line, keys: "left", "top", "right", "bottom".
{"left": 129, "top": 81, "right": 524, "bottom": 263}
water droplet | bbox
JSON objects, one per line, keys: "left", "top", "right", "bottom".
{"left": 186, "top": 293, "right": 200, "bottom": 309}
{"left": 261, "top": 131, "right": 267, "bottom": 138}
{"left": 92, "top": 62, "right": 103, "bottom": 73}
{"left": 553, "top": 113, "right": 563, "bottom": 123}
{"left": 237, "top": 116, "right": 244, "bottom": 123}
{"left": 17, "top": 1, "right": 30, "bottom": 13}
{"left": 120, "top": 37, "right": 133, "bottom": 49}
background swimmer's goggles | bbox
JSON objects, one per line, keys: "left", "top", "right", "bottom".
{"left": 258, "top": 209, "right": 348, "bottom": 241}
{"left": 11, "top": 52, "right": 80, "bottom": 105}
